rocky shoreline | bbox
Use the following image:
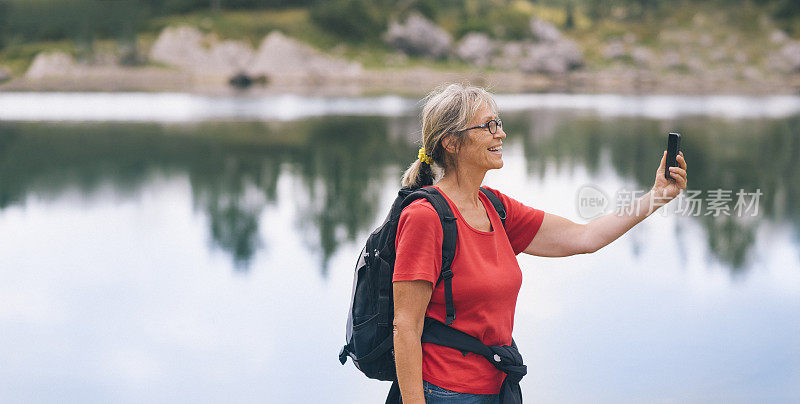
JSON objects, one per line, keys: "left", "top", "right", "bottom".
{"left": 3, "top": 64, "right": 796, "bottom": 96}
{"left": 2, "top": 13, "right": 799, "bottom": 96}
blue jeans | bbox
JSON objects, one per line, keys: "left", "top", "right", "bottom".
{"left": 422, "top": 380, "right": 500, "bottom": 404}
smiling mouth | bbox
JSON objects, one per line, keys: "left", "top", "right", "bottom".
{"left": 488, "top": 145, "right": 503, "bottom": 152}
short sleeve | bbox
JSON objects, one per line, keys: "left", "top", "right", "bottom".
{"left": 393, "top": 200, "right": 443, "bottom": 284}
{"left": 484, "top": 186, "right": 545, "bottom": 255}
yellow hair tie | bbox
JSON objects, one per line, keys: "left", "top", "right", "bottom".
{"left": 417, "top": 147, "right": 432, "bottom": 165}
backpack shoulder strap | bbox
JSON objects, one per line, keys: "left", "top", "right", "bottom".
{"left": 397, "top": 187, "right": 458, "bottom": 325}
{"left": 480, "top": 187, "right": 506, "bottom": 228}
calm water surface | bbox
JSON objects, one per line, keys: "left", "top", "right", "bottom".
{"left": 0, "top": 94, "right": 799, "bottom": 403}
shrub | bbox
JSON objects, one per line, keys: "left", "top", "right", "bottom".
{"left": 309, "top": 0, "right": 386, "bottom": 42}
{"left": 455, "top": 7, "right": 531, "bottom": 40}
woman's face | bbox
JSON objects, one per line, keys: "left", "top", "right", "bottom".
{"left": 454, "top": 104, "right": 506, "bottom": 172}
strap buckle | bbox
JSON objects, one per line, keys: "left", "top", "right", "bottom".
{"left": 338, "top": 345, "right": 349, "bottom": 365}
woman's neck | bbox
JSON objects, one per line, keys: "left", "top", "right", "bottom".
{"left": 435, "top": 167, "right": 487, "bottom": 208}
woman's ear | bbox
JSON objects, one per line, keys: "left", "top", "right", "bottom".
{"left": 442, "top": 133, "right": 457, "bottom": 154}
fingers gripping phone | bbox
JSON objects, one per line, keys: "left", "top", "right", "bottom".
{"left": 666, "top": 132, "right": 681, "bottom": 180}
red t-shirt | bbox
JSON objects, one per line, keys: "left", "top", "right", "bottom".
{"left": 393, "top": 185, "right": 545, "bottom": 394}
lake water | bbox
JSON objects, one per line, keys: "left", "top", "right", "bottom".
{"left": 0, "top": 93, "right": 798, "bottom": 403}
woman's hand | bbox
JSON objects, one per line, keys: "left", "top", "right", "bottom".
{"left": 651, "top": 150, "right": 687, "bottom": 201}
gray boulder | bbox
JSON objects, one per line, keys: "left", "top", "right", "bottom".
{"left": 519, "top": 40, "right": 583, "bottom": 74}
{"left": 491, "top": 36, "right": 583, "bottom": 75}
{"left": 25, "top": 52, "right": 77, "bottom": 79}
{"left": 783, "top": 42, "right": 800, "bottom": 72}
{"left": 384, "top": 13, "right": 452, "bottom": 59}
{"left": 493, "top": 17, "right": 584, "bottom": 74}
{"left": 207, "top": 40, "right": 254, "bottom": 74}
{"left": 602, "top": 41, "right": 626, "bottom": 60}
{"left": 492, "top": 42, "right": 525, "bottom": 70}
{"left": 456, "top": 33, "right": 496, "bottom": 67}
{"left": 149, "top": 26, "right": 254, "bottom": 76}
{"left": 734, "top": 51, "right": 748, "bottom": 64}
{"left": 529, "top": 18, "right": 562, "bottom": 42}
{"left": 770, "top": 30, "right": 788, "bottom": 44}
{"left": 710, "top": 47, "right": 729, "bottom": 63}
{"left": 248, "top": 31, "right": 362, "bottom": 80}
{"left": 148, "top": 25, "right": 363, "bottom": 83}
{"left": 686, "top": 57, "right": 705, "bottom": 73}
{"left": 601, "top": 38, "right": 656, "bottom": 67}
{"left": 631, "top": 47, "right": 655, "bottom": 67}
{"left": 769, "top": 41, "right": 800, "bottom": 73}
{"left": 149, "top": 26, "right": 208, "bottom": 70}
{"left": 0, "top": 66, "right": 11, "bottom": 82}
{"left": 663, "top": 51, "right": 684, "bottom": 70}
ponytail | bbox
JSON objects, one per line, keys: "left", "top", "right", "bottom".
{"left": 401, "top": 159, "right": 435, "bottom": 188}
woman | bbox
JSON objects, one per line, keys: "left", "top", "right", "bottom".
{"left": 391, "top": 84, "right": 687, "bottom": 403}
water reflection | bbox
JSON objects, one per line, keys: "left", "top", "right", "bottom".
{"left": 0, "top": 111, "right": 798, "bottom": 273}
{"left": 0, "top": 118, "right": 415, "bottom": 270}
{"left": 2, "top": 99, "right": 797, "bottom": 403}
{"left": 515, "top": 112, "right": 800, "bottom": 271}
{"left": 291, "top": 116, "right": 415, "bottom": 275}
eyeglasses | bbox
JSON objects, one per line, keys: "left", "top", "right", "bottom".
{"left": 462, "top": 118, "right": 503, "bottom": 134}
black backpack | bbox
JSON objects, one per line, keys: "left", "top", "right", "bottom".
{"left": 338, "top": 185, "right": 506, "bottom": 381}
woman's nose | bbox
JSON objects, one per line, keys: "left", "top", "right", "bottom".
{"left": 495, "top": 128, "right": 506, "bottom": 139}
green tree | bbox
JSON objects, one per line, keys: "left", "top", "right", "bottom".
{"left": 310, "top": 0, "right": 387, "bottom": 41}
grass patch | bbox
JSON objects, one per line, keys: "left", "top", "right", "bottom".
{"left": 529, "top": 3, "right": 592, "bottom": 31}
{"left": 147, "top": 8, "right": 338, "bottom": 50}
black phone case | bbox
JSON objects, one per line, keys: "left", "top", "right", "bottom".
{"left": 666, "top": 132, "right": 681, "bottom": 180}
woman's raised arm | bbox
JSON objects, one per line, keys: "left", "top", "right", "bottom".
{"left": 523, "top": 212, "right": 592, "bottom": 257}
{"left": 524, "top": 151, "right": 687, "bottom": 257}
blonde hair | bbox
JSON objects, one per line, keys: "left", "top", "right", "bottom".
{"left": 401, "top": 83, "right": 498, "bottom": 188}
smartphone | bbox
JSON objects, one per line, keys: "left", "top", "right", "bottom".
{"left": 666, "top": 132, "right": 681, "bottom": 180}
